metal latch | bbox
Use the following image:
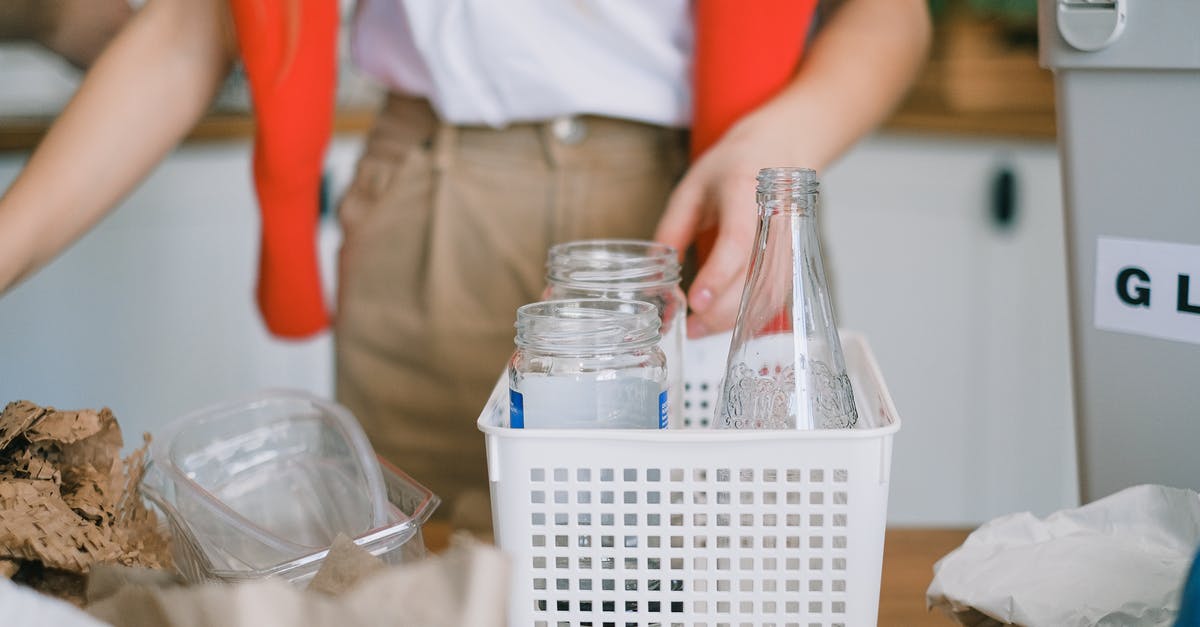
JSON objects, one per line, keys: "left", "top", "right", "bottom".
{"left": 1057, "top": 0, "right": 1126, "bottom": 51}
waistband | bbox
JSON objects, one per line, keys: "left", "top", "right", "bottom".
{"left": 364, "top": 94, "right": 689, "bottom": 168}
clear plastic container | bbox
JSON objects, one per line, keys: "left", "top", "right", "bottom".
{"left": 141, "top": 391, "right": 396, "bottom": 574}
{"left": 154, "top": 458, "right": 439, "bottom": 585}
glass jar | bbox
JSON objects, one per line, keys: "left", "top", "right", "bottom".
{"left": 509, "top": 299, "right": 668, "bottom": 429}
{"left": 544, "top": 240, "right": 688, "bottom": 427}
{"left": 717, "top": 167, "right": 858, "bottom": 430}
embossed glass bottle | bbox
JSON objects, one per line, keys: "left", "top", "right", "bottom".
{"left": 717, "top": 168, "right": 858, "bottom": 430}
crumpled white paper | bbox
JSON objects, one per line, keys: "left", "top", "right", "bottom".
{"left": 927, "top": 484, "right": 1200, "bottom": 626}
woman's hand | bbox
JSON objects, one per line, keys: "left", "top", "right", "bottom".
{"left": 654, "top": 0, "right": 931, "bottom": 339}
{"left": 654, "top": 109, "right": 811, "bottom": 339}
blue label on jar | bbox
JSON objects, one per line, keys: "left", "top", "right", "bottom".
{"left": 659, "top": 390, "right": 669, "bottom": 429}
{"left": 509, "top": 388, "right": 524, "bottom": 429}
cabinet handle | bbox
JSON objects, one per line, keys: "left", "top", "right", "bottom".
{"left": 990, "top": 166, "right": 1018, "bottom": 231}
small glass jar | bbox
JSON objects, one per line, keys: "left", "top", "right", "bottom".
{"left": 544, "top": 240, "right": 688, "bottom": 427}
{"left": 509, "top": 299, "right": 667, "bottom": 429}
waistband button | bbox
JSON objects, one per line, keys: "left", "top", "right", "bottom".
{"left": 550, "top": 116, "right": 588, "bottom": 145}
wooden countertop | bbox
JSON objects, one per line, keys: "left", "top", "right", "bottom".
{"left": 423, "top": 524, "right": 972, "bottom": 625}
{"left": 879, "top": 528, "right": 972, "bottom": 625}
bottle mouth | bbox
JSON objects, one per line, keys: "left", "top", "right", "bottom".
{"left": 515, "top": 299, "right": 661, "bottom": 353}
{"left": 756, "top": 167, "right": 819, "bottom": 194}
{"left": 546, "top": 239, "right": 680, "bottom": 288}
{"left": 756, "top": 168, "right": 819, "bottom": 215}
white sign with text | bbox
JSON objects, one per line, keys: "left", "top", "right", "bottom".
{"left": 1094, "top": 237, "right": 1200, "bottom": 346}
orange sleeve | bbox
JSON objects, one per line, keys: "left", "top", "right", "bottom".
{"left": 691, "top": 0, "right": 818, "bottom": 263}
{"left": 229, "top": 0, "right": 339, "bottom": 338}
{"left": 691, "top": 0, "right": 818, "bottom": 157}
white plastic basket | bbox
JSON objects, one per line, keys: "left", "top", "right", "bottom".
{"left": 478, "top": 332, "right": 900, "bottom": 626}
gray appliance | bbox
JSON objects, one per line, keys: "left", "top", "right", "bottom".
{"left": 1040, "top": 0, "right": 1200, "bottom": 501}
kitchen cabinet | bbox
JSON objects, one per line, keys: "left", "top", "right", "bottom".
{"left": 0, "top": 138, "right": 364, "bottom": 448}
{"left": 822, "top": 134, "right": 1078, "bottom": 525}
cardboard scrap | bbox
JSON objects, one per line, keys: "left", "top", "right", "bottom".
{"left": 10, "top": 448, "right": 62, "bottom": 484}
{"left": 307, "top": 534, "right": 386, "bottom": 596}
{"left": 25, "top": 408, "right": 106, "bottom": 445}
{"left": 0, "top": 401, "right": 172, "bottom": 606}
{"left": 0, "top": 402, "right": 47, "bottom": 450}
{"left": 0, "top": 479, "right": 119, "bottom": 570}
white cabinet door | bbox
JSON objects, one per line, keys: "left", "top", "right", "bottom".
{"left": 822, "top": 135, "right": 1077, "bottom": 526}
{"left": 0, "top": 138, "right": 363, "bottom": 449}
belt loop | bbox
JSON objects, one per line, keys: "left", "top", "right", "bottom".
{"left": 433, "top": 123, "right": 458, "bottom": 172}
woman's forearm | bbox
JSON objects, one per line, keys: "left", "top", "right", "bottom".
{"left": 737, "top": 0, "right": 932, "bottom": 170}
{"left": 0, "top": 0, "right": 235, "bottom": 292}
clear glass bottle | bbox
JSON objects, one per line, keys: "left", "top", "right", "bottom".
{"left": 544, "top": 240, "right": 687, "bottom": 427}
{"left": 510, "top": 299, "right": 668, "bottom": 429}
{"left": 717, "top": 168, "right": 858, "bottom": 430}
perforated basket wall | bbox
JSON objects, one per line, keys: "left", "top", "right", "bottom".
{"left": 478, "top": 333, "right": 900, "bottom": 627}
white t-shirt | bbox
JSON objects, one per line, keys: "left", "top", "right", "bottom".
{"left": 351, "top": 0, "right": 694, "bottom": 128}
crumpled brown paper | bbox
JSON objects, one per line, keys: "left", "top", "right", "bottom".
{"left": 306, "top": 534, "right": 387, "bottom": 596}
{"left": 86, "top": 534, "right": 509, "bottom": 627}
{"left": 0, "top": 401, "right": 171, "bottom": 605}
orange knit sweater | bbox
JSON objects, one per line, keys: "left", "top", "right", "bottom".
{"left": 230, "top": 0, "right": 816, "bottom": 338}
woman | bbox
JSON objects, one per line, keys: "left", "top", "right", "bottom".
{"left": 0, "top": 0, "right": 930, "bottom": 526}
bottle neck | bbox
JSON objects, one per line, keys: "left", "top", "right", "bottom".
{"left": 756, "top": 167, "right": 819, "bottom": 218}
{"left": 757, "top": 192, "right": 818, "bottom": 218}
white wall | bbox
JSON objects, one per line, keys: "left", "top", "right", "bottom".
{"left": 0, "top": 138, "right": 363, "bottom": 450}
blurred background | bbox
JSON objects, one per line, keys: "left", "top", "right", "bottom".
{"left": 0, "top": 0, "right": 1076, "bottom": 526}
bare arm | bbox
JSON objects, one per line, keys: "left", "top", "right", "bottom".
{"left": 0, "top": 0, "right": 236, "bottom": 293}
{"left": 655, "top": 0, "right": 932, "bottom": 337}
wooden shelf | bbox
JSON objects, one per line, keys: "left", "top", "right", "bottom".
{"left": 2, "top": 14, "right": 1055, "bottom": 152}
{"left": 885, "top": 8, "right": 1056, "bottom": 140}
{"left": 0, "top": 109, "right": 377, "bottom": 153}
{"left": 886, "top": 108, "right": 1055, "bottom": 140}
